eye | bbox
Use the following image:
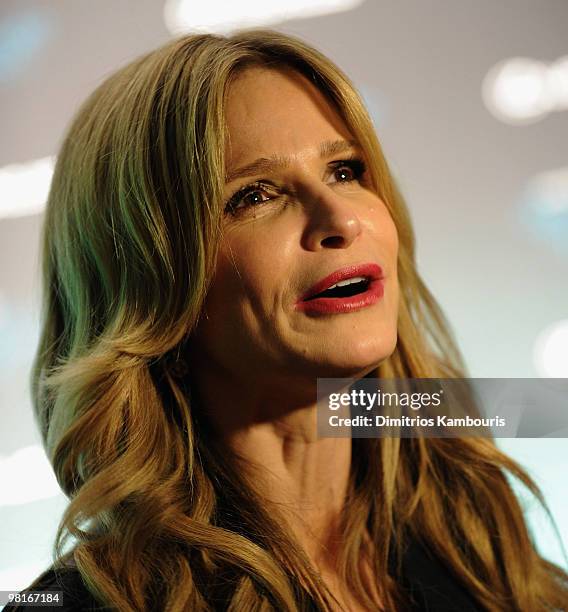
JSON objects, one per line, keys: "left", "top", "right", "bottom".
{"left": 327, "top": 158, "right": 367, "bottom": 185}
{"left": 241, "top": 188, "right": 269, "bottom": 207}
{"left": 224, "top": 181, "right": 278, "bottom": 215}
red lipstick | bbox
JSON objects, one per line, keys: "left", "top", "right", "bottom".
{"left": 295, "top": 263, "right": 384, "bottom": 315}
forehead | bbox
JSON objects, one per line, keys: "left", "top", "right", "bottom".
{"left": 224, "top": 65, "right": 353, "bottom": 164}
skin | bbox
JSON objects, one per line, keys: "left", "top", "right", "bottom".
{"left": 187, "top": 66, "right": 399, "bottom": 610}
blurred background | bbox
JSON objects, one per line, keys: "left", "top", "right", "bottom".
{"left": 1, "top": 0, "right": 567, "bottom": 597}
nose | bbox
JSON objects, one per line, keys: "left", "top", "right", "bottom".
{"left": 300, "top": 186, "right": 363, "bottom": 251}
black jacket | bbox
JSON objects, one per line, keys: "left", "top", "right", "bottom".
{"left": 4, "top": 538, "right": 482, "bottom": 611}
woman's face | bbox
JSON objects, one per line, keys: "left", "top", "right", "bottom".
{"left": 191, "top": 66, "right": 399, "bottom": 387}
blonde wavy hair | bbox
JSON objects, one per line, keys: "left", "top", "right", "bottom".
{"left": 31, "top": 29, "right": 568, "bottom": 611}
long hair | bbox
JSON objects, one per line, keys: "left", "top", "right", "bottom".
{"left": 31, "top": 29, "right": 568, "bottom": 611}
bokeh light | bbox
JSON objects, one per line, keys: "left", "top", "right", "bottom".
{"left": 482, "top": 57, "right": 551, "bottom": 125}
{"left": 163, "top": 0, "right": 363, "bottom": 35}
{"left": 518, "top": 167, "right": 568, "bottom": 256}
{"left": 0, "top": 10, "right": 54, "bottom": 84}
{"left": 546, "top": 55, "right": 568, "bottom": 111}
{"left": 534, "top": 320, "right": 568, "bottom": 378}
{"left": 0, "top": 156, "right": 55, "bottom": 220}
{"left": 482, "top": 56, "right": 568, "bottom": 125}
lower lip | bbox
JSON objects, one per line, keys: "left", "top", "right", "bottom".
{"left": 295, "top": 279, "right": 385, "bottom": 315}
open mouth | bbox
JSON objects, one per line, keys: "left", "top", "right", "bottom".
{"left": 305, "top": 276, "right": 371, "bottom": 300}
{"left": 296, "top": 263, "right": 384, "bottom": 314}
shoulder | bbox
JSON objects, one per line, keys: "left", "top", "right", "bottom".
{"left": 3, "top": 565, "right": 108, "bottom": 611}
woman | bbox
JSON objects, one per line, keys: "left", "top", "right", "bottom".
{"left": 8, "top": 29, "right": 568, "bottom": 611}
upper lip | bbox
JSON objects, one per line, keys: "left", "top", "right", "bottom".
{"left": 298, "top": 263, "right": 384, "bottom": 302}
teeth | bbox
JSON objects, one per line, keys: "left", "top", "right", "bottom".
{"left": 326, "top": 276, "right": 367, "bottom": 290}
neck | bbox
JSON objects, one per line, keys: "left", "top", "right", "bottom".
{"left": 187, "top": 362, "right": 353, "bottom": 571}
{"left": 230, "top": 418, "right": 352, "bottom": 571}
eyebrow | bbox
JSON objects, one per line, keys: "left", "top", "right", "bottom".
{"left": 224, "top": 138, "right": 359, "bottom": 184}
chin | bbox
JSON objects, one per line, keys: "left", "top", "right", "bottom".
{"left": 315, "top": 335, "right": 397, "bottom": 378}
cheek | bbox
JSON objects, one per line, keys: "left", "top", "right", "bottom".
{"left": 367, "top": 201, "right": 399, "bottom": 258}
{"left": 193, "top": 233, "right": 289, "bottom": 362}
{"left": 225, "top": 219, "right": 301, "bottom": 288}
{"left": 389, "top": 218, "right": 400, "bottom": 263}
{"left": 384, "top": 214, "right": 400, "bottom": 291}
{"left": 192, "top": 248, "right": 260, "bottom": 359}
{"left": 369, "top": 204, "right": 400, "bottom": 310}
{"left": 225, "top": 244, "right": 264, "bottom": 295}
{"left": 209, "top": 233, "right": 285, "bottom": 316}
